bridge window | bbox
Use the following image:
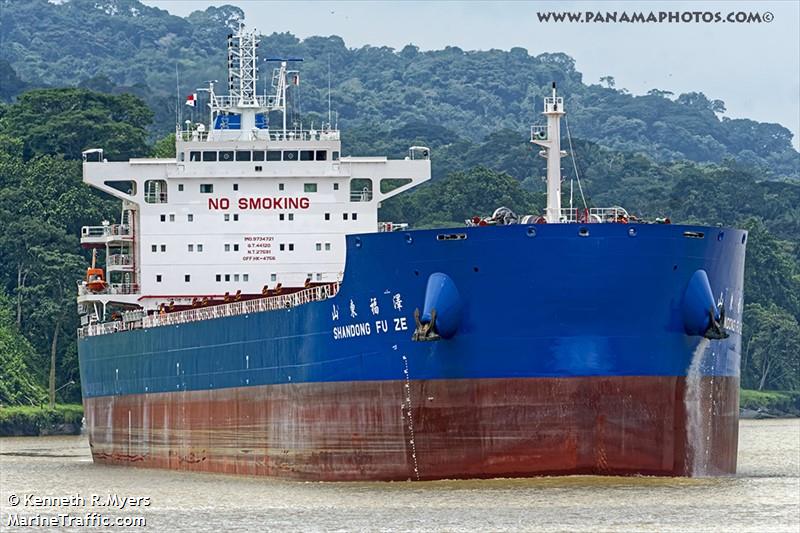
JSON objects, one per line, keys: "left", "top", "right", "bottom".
{"left": 315, "top": 150, "right": 327, "bottom": 161}
{"left": 144, "top": 180, "right": 168, "bottom": 203}
{"left": 219, "top": 151, "right": 234, "bottom": 162}
{"left": 189, "top": 151, "right": 201, "bottom": 162}
{"left": 235, "top": 151, "right": 251, "bottom": 162}
{"left": 267, "top": 150, "right": 281, "bottom": 161}
{"left": 202, "top": 151, "right": 217, "bottom": 162}
{"left": 200, "top": 184, "right": 214, "bottom": 193}
{"left": 253, "top": 151, "right": 265, "bottom": 161}
{"left": 300, "top": 150, "right": 314, "bottom": 161}
{"left": 332, "top": 151, "right": 340, "bottom": 161}
{"left": 304, "top": 183, "right": 318, "bottom": 193}
{"left": 283, "top": 150, "right": 298, "bottom": 161}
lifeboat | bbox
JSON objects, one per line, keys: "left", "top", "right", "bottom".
{"left": 85, "top": 250, "right": 107, "bottom": 293}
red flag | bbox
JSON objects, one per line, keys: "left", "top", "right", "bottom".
{"left": 185, "top": 93, "right": 197, "bottom": 107}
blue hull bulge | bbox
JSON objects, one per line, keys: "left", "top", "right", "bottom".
{"left": 78, "top": 223, "right": 746, "bottom": 479}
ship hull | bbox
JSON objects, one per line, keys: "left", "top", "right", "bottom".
{"left": 78, "top": 223, "right": 747, "bottom": 480}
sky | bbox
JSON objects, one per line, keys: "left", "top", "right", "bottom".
{"left": 143, "top": 0, "right": 800, "bottom": 149}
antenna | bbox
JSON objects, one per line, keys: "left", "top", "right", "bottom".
{"left": 327, "top": 54, "right": 332, "bottom": 127}
{"left": 175, "top": 63, "right": 180, "bottom": 128}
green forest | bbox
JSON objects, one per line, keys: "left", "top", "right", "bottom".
{"left": 0, "top": 0, "right": 798, "bottom": 408}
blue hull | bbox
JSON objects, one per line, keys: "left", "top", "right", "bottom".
{"left": 79, "top": 223, "right": 746, "bottom": 396}
{"left": 78, "top": 223, "right": 746, "bottom": 480}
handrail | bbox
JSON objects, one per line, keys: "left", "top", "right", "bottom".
{"left": 178, "top": 128, "right": 340, "bottom": 143}
{"left": 77, "top": 283, "right": 140, "bottom": 296}
{"left": 559, "top": 207, "right": 630, "bottom": 223}
{"left": 81, "top": 224, "right": 131, "bottom": 238}
{"left": 107, "top": 254, "right": 133, "bottom": 266}
{"left": 78, "top": 283, "right": 340, "bottom": 338}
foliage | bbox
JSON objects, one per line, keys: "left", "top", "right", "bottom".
{"left": 739, "top": 389, "right": 800, "bottom": 415}
{"left": 741, "top": 304, "right": 800, "bottom": 391}
{"left": 0, "top": 404, "right": 83, "bottom": 436}
{"left": 381, "top": 167, "right": 544, "bottom": 227}
{"left": 0, "top": 292, "right": 46, "bottom": 406}
{"left": 0, "top": 0, "right": 796, "bottom": 178}
{"left": 0, "top": 88, "right": 153, "bottom": 160}
{"left": 151, "top": 133, "right": 176, "bottom": 157}
{"left": 0, "top": 91, "right": 125, "bottom": 406}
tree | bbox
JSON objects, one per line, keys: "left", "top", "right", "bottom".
{"left": 742, "top": 304, "right": 800, "bottom": 391}
{"left": 24, "top": 247, "right": 85, "bottom": 407}
{"left": 0, "top": 292, "right": 46, "bottom": 406}
{"left": 600, "top": 76, "right": 616, "bottom": 88}
{"left": 0, "top": 88, "right": 153, "bottom": 160}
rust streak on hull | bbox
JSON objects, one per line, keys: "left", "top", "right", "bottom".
{"left": 83, "top": 376, "right": 739, "bottom": 481}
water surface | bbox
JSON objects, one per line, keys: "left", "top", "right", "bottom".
{"left": 1, "top": 419, "right": 798, "bottom": 532}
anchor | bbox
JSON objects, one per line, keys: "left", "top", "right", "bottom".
{"left": 412, "top": 307, "right": 441, "bottom": 342}
{"left": 704, "top": 303, "right": 729, "bottom": 340}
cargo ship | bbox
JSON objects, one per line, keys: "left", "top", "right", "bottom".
{"left": 76, "top": 25, "right": 745, "bottom": 481}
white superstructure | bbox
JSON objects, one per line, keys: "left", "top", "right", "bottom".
{"left": 78, "top": 24, "right": 430, "bottom": 320}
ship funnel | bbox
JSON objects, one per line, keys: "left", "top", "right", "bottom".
{"left": 412, "top": 273, "right": 462, "bottom": 341}
{"left": 681, "top": 269, "right": 728, "bottom": 339}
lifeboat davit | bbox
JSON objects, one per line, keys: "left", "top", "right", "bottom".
{"left": 85, "top": 249, "right": 107, "bottom": 292}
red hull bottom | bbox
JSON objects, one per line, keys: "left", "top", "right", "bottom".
{"left": 82, "top": 376, "right": 739, "bottom": 481}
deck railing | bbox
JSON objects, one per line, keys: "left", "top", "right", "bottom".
{"left": 107, "top": 254, "right": 133, "bottom": 267}
{"left": 560, "top": 207, "right": 630, "bottom": 223}
{"left": 77, "top": 283, "right": 140, "bottom": 297}
{"left": 78, "top": 283, "right": 340, "bottom": 338}
{"left": 81, "top": 224, "right": 131, "bottom": 239}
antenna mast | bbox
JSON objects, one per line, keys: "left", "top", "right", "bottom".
{"left": 531, "top": 82, "right": 566, "bottom": 223}
{"left": 227, "top": 23, "right": 260, "bottom": 134}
